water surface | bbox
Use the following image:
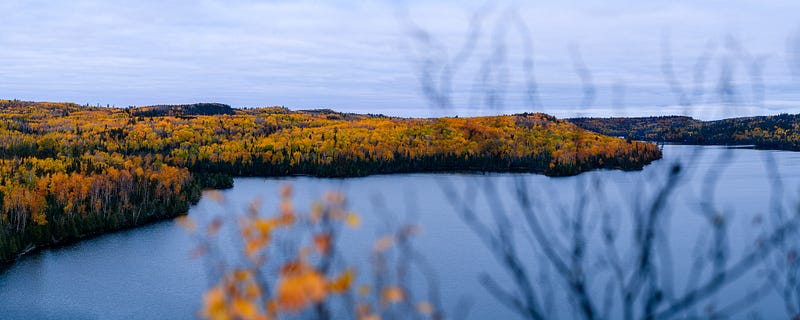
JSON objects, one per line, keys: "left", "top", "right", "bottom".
{"left": 2, "top": 145, "right": 800, "bottom": 319}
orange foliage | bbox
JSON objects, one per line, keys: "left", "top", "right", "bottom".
{"left": 195, "top": 187, "right": 440, "bottom": 319}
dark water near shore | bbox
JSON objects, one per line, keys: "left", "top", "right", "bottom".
{"left": 2, "top": 145, "right": 800, "bottom": 319}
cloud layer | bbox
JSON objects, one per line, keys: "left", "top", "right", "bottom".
{"left": 0, "top": 0, "right": 798, "bottom": 119}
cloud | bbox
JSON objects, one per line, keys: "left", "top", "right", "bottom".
{"left": 0, "top": 0, "right": 797, "bottom": 117}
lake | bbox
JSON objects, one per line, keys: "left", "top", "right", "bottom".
{"left": 2, "top": 145, "right": 800, "bottom": 319}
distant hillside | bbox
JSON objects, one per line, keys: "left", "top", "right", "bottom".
{"left": 0, "top": 99, "right": 91, "bottom": 116}
{"left": 568, "top": 114, "right": 800, "bottom": 150}
{"left": 295, "top": 108, "right": 388, "bottom": 121}
{"left": 130, "top": 103, "right": 235, "bottom": 117}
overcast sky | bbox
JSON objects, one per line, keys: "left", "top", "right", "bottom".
{"left": 0, "top": 0, "right": 798, "bottom": 119}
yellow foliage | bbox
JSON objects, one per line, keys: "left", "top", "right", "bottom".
{"left": 313, "top": 233, "right": 332, "bottom": 255}
{"left": 195, "top": 189, "right": 433, "bottom": 320}
{"left": 32, "top": 212, "right": 48, "bottom": 226}
{"left": 374, "top": 235, "right": 394, "bottom": 252}
{"left": 328, "top": 269, "right": 355, "bottom": 293}
{"left": 201, "top": 286, "right": 229, "bottom": 320}
{"left": 276, "top": 266, "right": 328, "bottom": 312}
{"left": 232, "top": 298, "right": 258, "bottom": 319}
{"left": 346, "top": 212, "right": 361, "bottom": 228}
{"left": 175, "top": 215, "right": 196, "bottom": 233}
{"left": 381, "top": 286, "right": 405, "bottom": 305}
{"left": 417, "top": 301, "right": 434, "bottom": 315}
{"left": 204, "top": 190, "right": 226, "bottom": 204}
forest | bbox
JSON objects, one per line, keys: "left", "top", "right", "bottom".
{"left": 568, "top": 114, "right": 800, "bottom": 150}
{"left": 0, "top": 99, "right": 661, "bottom": 265}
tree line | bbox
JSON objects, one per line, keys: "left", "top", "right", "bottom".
{"left": 569, "top": 114, "right": 800, "bottom": 150}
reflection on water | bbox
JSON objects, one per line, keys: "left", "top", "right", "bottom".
{"left": 1, "top": 145, "right": 800, "bottom": 319}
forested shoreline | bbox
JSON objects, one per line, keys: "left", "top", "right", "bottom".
{"left": 0, "top": 100, "right": 661, "bottom": 265}
{"left": 568, "top": 114, "right": 800, "bottom": 150}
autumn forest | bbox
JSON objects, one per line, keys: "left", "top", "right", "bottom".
{"left": 568, "top": 114, "right": 800, "bottom": 150}
{"left": 0, "top": 100, "right": 661, "bottom": 265}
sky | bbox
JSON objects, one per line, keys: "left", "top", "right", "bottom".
{"left": 0, "top": 0, "right": 799, "bottom": 119}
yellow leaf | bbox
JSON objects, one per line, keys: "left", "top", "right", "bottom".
{"left": 280, "top": 185, "right": 292, "bottom": 198}
{"left": 266, "top": 300, "right": 277, "bottom": 317}
{"left": 201, "top": 285, "right": 228, "bottom": 320}
{"left": 206, "top": 218, "right": 223, "bottom": 236}
{"left": 356, "top": 304, "right": 380, "bottom": 320}
{"left": 32, "top": 212, "right": 48, "bottom": 226}
{"left": 254, "top": 218, "right": 277, "bottom": 234}
{"left": 310, "top": 202, "right": 323, "bottom": 224}
{"left": 203, "top": 190, "right": 225, "bottom": 204}
{"left": 360, "top": 315, "right": 381, "bottom": 320}
{"left": 176, "top": 215, "right": 196, "bottom": 233}
{"left": 232, "top": 298, "right": 258, "bottom": 319}
{"left": 245, "top": 283, "right": 262, "bottom": 298}
{"left": 345, "top": 213, "right": 361, "bottom": 228}
{"left": 277, "top": 205, "right": 295, "bottom": 226}
{"left": 374, "top": 235, "right": 394, "bottom": 252}
{"left": 277, "top": 276, "right": 305, "bottom": 312}
{"left": 417, "top": 301, "right": 434, "bottom": 315}
{"left": 356, "top": 303, "right": 371, "bottom": 317}
{"left": 244, "top": 240, "right": 264, "bottom": 257}
{"left": 313, "top": 233, "right": 332, "bottom": 255}
{"left": 324, "top": 191, "right": 345, "bottom": 204}
{"left": 381, "top": 286, "right": 405, "bottom": 305}
{"left": 234, "top": 270, "right": 252, "bottom": 281}
{"left": 302, "top": 271, "right": 328, "bottom": 304}
{"left": 329, "top": 269, "right": 354, "bottom": 293}
{"left": 277, "top": 268, "right": 328, "bottom": 313}
{"left": 280, "top": 201, "right": 294, "bottom": 217}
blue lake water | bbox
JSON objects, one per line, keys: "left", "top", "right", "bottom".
{"left": 2, "top": 145, "right": 800, "bottom": 319}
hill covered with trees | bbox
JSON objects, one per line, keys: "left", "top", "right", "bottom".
{"left": 568, "top": 114, "right": 800, "bottom": 150}
{"left": 0, "top": 100, "right": 661, "bottom": 265}
{"left": 129, "top": 102, "right": 236, "bottom": 117}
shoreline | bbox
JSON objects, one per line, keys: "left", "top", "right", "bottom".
{"left": 0, "top": 211, "right": 191, "bottom": 272}
{"left": 13, "top": 138, "right": 798, "bottom": 272}
{"left": 0, "top": 158, "right": 662, "bottom": 271}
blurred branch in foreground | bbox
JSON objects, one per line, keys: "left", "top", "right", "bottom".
{"left": 182, "top": 186, "right": 444, "bottom": 320}
{"left": 405, "top": 3, "right": 800, "bottom": 319}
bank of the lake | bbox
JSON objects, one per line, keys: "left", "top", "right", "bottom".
{"left": 1, "top": 145, "right": 799, "bottom": 319}
{"left": 0, "top": 101, "right": 662, "bottom": 267}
